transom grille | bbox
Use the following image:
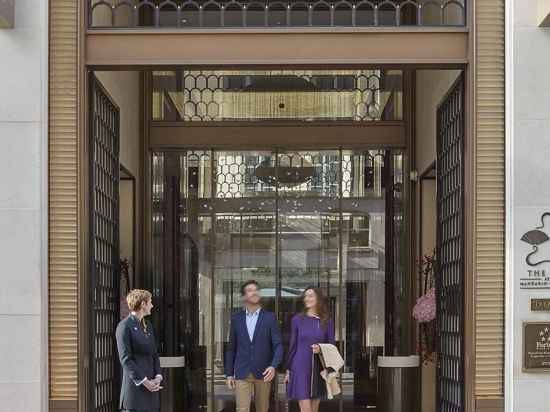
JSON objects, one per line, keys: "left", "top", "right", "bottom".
{"left": 89, "top": 0, "right": 466, "bottom": 28}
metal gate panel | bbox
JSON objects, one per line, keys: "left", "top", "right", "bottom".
{"left": 436, "top": 73, "right": 465, "bottom": 412}
{"left": 89, "top": 73, "right": 121, "bottom": 412}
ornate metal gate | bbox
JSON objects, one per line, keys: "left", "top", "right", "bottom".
{"left": 89, "top": 73, "right": 121, "bottom": 412}
{"left": 436, "top": 74, "right": 465, "bottom": 412}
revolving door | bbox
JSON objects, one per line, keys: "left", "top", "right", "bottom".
{"left": 147, "top": 149, "right": 409, "bottom": 412}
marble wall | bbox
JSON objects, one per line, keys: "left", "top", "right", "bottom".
{"left": 508, "top": 1, "right": 550, "bottom": 411}
{"left": 0, "top": 1, "right": 48, "bottom": 411}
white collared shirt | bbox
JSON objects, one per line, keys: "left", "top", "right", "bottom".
{"left": 245, "top": 307, "right": 261, "bottom": 341}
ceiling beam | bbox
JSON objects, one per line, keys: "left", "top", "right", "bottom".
{"left": 86, "top": 28, "right": 469, "bottom": 68}
{"left": 149, "top": 123, "right": 406, "bottom": 149}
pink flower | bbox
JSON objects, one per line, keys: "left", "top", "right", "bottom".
{"left": 413, "top": 288, "right": 436, "bottom": 323}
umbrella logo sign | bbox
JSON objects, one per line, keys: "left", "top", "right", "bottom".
{"left": 521, "top": 212, "right": 550, "bottom": 267}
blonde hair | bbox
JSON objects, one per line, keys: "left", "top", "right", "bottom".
{"left": 126, "top": 289, "right": 152, "bottom": 312}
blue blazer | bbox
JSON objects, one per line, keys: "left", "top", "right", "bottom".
{"left": 225, "top": 309, "right": 283, "bottom": 380}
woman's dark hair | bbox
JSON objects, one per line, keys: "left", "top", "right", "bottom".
{"left": 301, "top": 286, "right": 330, "bottom": 328}
{"left": 241, "top": 280, "right": 259, "bottom": 296}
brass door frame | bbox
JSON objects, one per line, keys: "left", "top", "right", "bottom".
{"left": 142, "top": 67, "right": 419, "bottom": 364}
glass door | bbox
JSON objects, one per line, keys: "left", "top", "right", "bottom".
{"left": 149, "top": 148, "right": 407, "bottom": 412}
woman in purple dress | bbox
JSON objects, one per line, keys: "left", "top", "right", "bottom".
{"left": 284, "top": 287, "right": 335, "bottom": 412}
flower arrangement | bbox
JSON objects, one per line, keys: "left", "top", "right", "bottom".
{"left": 413, "top": 287, "right": 436, "bottom": 323}
{"left": 413, "top": 252, "right": 436, "bottom": 363}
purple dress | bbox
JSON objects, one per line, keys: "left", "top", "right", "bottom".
{"left": 286, "top": 314, "right": 335, "bottom": 400}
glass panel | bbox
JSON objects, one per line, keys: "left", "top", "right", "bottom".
{"left": 340, "top": 150, "right": 387, "bottom": 409}
{"left": 149, "top": 148, "right": 407, "bottom": 412}
{"left": 152, "top": 69, "right": 403, "bottom": 122}
{"left": 212, "top": 151, "right": 278, "bottom": 411}
{"left": 276, "top": 150, "right": 341, "bottom": 408}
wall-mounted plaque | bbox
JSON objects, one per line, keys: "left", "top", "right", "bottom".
{"left": 531, "top": 299, "right": 550, "bottom": 312}
{"left": 523, "top": 322, "right": 550, "bottom": 372}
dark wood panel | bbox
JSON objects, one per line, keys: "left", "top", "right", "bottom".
{"left": 49, "top": 400, "right": 79, "bottom": 411}
{"left": 150, "top": 123, "right": 406, "bottom": 149}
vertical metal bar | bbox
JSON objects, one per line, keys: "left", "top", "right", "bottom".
{"left": 383, "top": 150, "right": 394, "bottom": 355}
{"left": 113, "top": 102, "right": 121, "bottom": 409}
{"left": 337, "top": 148, "right": 344, "bottom": 412}
{"left": 209, "top": 149, "right": 216, "bottom": 405}
{"left": 274, "top": 149, "right": 281, "bottom": 409}
{"left": 88, "top": 72, "right": 97, "bottom": 412}
{"left": 133, "top": 4, "right": 139, "bottom": 27}
{"left": 286, "top": 4, "right": 291, "bottom": 27}
{"left": 155, "top": 4, "right": 160, "bottom": 27}
{"left": 396, "top": 5, "right": 400, "bottom": 26}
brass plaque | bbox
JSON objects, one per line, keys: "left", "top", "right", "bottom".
{"left": 532, "top": 299, "right": 550, "bottom": 312}
{"left": 523, "top": 322, "right": 550, "bottom": 372}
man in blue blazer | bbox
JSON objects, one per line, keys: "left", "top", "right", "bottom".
{"left": 225, "top": 280, "right": 283, "bottom": 412}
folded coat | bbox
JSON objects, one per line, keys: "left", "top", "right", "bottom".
{"left": 317, "top": 343, "right": 345, "bottom": 399}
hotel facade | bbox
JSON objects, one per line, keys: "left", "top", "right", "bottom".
{"left": 0, "top": 0, "right": 545, "bottom": 411}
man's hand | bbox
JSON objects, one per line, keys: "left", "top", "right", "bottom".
{"left": 143, "top": 379, "right": 161, "bottom": 392}
{"left": 226, "top": 376, "right": 236, "bottom": 389}
{"left": 311, "top": 344, "right": 320, "bottom": 354}
{"left": 263, "top": 366, "right": 276, "bottom": 382}
{"left": 151, "top": 375, "right": 163, "bottom": 386}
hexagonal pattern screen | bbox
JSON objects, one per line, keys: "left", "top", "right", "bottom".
{"left": 152, "top": 69, "right": 403, "bottom": 122}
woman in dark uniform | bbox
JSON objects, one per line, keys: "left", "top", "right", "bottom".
{"left": 116, "top": 289, "right": 163, "bottom": 412}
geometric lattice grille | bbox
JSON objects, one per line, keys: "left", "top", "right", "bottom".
{"left": 152, "top": 70, "right": 404, "bottom": 122}
{"left": 89, "top": 0, "right": 466, "bottom": 29}
{"left": 435, "top": 73, "right": 465, "bottom": 412}
{"left": 89, "top": 73, "right": 121, "bottom": 412}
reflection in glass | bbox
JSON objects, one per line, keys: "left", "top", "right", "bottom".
{"left": 149, "top": 149, "right": 406, "bottom": 412}
{"left": 152, "top": 69, "right": 403, "bottom": 122}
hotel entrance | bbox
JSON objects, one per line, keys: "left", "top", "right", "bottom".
{"left": 148, "top": 147, "right": 406, "bottom": 412}
{"left": 87, "top": 67, "right": 466, "bottom": 412}
{"left": 143, "top": 68, "right": 411, "bottom": 411}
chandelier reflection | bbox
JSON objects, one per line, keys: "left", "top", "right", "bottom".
{"left": 254, "top": 155, "right": 314, "bottom": 187}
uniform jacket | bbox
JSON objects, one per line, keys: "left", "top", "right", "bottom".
{"left": 115, "top": 314, "right": 161, "bottom": 411}
{"left": 224, "top": 309, "right": 283, "bottom": 380}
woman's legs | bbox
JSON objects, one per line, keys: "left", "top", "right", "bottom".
{"left": 298, "top": 400, "right": 313, "bottom": 412}
{"left": 298, "top": 399, "right": 321, "bottom": 412}
{"left": 311, "top": 399, "right": 321, "bottom": 412}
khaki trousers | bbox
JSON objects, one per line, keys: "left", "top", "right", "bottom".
{"left": 235, "top": 373, "right": 271, "bottom": 412}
